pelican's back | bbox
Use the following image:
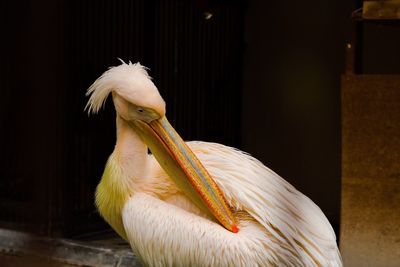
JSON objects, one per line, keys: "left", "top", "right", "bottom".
{"left": 189, "top": 141, "right": 342, "bottom": 267}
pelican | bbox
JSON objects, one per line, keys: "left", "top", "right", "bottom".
{"left": 86, "top": 61, "right": 342, "bottom": 267}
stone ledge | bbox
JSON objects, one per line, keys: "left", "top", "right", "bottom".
{"left": 0, "top": 229, "right": 142, "bottom": 267}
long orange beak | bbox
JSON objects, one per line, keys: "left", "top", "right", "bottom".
{"left": 130, "top": 116, "right": 238, "bottom": 233}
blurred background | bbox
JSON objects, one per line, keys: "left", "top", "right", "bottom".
{"left": 0, "top": 0, "right": 399, "bottom": 266}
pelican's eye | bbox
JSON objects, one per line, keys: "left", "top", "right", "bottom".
{"left": 128, "top": 104, "right": 160, "bottom": 122}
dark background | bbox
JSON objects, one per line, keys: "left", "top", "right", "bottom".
{"left": 0, "top": 0, "right": 361, "bottom": 238}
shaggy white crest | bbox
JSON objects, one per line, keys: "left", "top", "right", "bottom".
{"left": 85, "top": 60, "right": 163, "bottom": 115}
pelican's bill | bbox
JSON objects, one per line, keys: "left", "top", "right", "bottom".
{"left": 130, "top": 116, "right": 238, "bottom": 233}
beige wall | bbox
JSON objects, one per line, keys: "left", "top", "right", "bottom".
{"left": 341, "top": 75, "right": 400, "bottom": 266}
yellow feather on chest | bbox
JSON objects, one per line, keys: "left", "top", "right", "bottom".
{"left": 95, "top": 154, "right": 132, "bottom": 240}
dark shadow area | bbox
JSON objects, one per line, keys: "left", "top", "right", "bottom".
{"left": 0, "top": 0, "right": 244, "bottom": 238}
{"left": 242, "top": 0, "right": 354, "bottom": 236}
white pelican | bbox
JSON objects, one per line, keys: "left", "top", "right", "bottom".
{"left": 86, "top": 61, "right": 342, "bottom": 267}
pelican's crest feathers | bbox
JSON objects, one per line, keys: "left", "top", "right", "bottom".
{"left": 85, "top": 60, "right": 151, "bottom": 114}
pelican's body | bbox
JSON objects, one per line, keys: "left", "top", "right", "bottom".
{"left": 87, "top": 62, "right": 342, "bottom": 267}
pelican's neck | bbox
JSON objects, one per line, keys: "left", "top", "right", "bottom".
{"left": 114, "top": 115, "right": 149, "bottom": 179}
{"left": 95, "top": 115, "right": 149, "bottom": 240}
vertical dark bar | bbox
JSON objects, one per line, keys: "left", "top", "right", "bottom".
{"left": 354, "top": 0, "right": 364, "bottom": 74}
{"left": 354, "top": 21, "right": 364, "bottom": 74}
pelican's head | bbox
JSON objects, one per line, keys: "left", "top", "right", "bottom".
{"left": 86, "top": 61, "right": 238, "bottom": 233}
{"left": 86, "top": 62, "right": 165, "bottom": 123}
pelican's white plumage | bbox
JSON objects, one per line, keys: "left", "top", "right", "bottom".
{"left": 88, "top": 61, "right": 342, "bottom": 267}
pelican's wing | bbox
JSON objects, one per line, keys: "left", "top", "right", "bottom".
{"left": 189, "top": 141, "right": 342, "bottom": 267}
{"left": 122, "top": 192, "right": 289, "bottom": 267}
